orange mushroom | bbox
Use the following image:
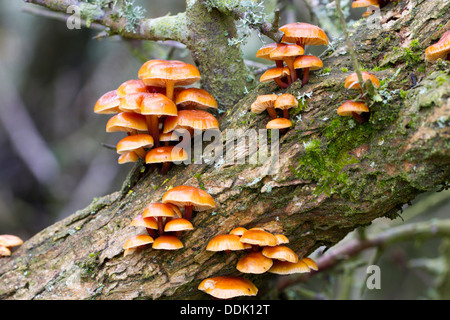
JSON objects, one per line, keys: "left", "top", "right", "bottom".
{"left": 268, "top": 259, "right": 311, "bottom": 275}
{"left": 206, "top": 234, "right": 250, "bottom": 253}
{"left": 256, "top": 42, "right": 286, "bottom": 68}
{"left": 142, "top": 202, "right": 176, "bottom": 236}
{"left": 250, "top": 94, "right": 278, "bottom": 119}
{"left": 162, "top": 185, "right": 215, "bottom": 221}
{"left": 269, "top": 43, "right": 305, "bottom": 83}
{"left": 259, "top": 67, "right": 291, "bottom": 89}
{"left": 106, "top": 112, "right": 147, "bottom": 135}
{"left": 236, "top": 251, "right": 273, "bottom": 274}
{"left": 117, "top": 151, "right": 140, "bottom": 164}
{"left": 152, "top": 235, "right": 184, "bottom": 250}
{"left": 198, "top": 276, "right": 258, "bottom": 299}
{"left": 123, "top": 234, "right": 154, "bottom": 257}
{"left": 425, "top": 30, "right": 450, "bottom": 62}
{"left": 175, "top": 88, "right": 218, "bottom": 110}
{"left": 275, "top": 93, "right": 298, "bottom": 119}
{"left": 145, "top": 146, "right": 189, "bottom": 175}
{"left": 116, "top": 133, "right": 154, "bottom": 159}
{"left": 279, "top": 22, "right": 329, "bottom": 49}
{"left": 344, "top": 71, "right": 380, "bottom": 93}
{"left": 94, "top": 90, "right": 121, "bottom": 114}
{"left": 266, "top": 118, "right": 293, "bottom": 132}
{"left": 239, "top": 228, "right": 278, "bottom": 252}
{"left": 293, "top": 55, "right": 324, "bottom": 87}
{"left": 337, "top": 100, "right": 370, "bottom": 123}
{"left": 130, "top": 214, "right": 158, "bottom": 237}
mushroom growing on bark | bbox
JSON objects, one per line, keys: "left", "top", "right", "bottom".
{"left": 275, "top": 93, "right": 298, "bottom": 119}
{"left": 337, "top": 100, "right": 370, "bottom": 123}
{"left": 251, "top": 94, "right": 278, "bottom": 119}
{"left": 293, "top": 55, "right": 324, "bottom": 87}
{"left": 425, "top": 30, "right": 450, "bottom": 62}
{"left": 123, "top": 234, "right": 154, "bottom": 257}
{"left": 198, "top": 276, "right": 258, "bottom": 299}
{"left": 145, "top": 146, "right": 189, "bottom": 175}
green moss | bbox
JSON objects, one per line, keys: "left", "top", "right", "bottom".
{"left": 341, "top": 67, "right": 348, "bottom": 73}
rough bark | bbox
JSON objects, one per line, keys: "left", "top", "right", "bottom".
{"left": 1, "top": 0, "right": 449, "bottom": 299}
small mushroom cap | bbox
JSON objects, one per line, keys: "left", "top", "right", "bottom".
{"left": 116, "top": 79, "right": 149, "bottom": 97}
{"left": 206, "top": 234, "right": 250, "bottom": 252}
{"left": 0, "top": 246, "right": 11, "bottom": 257}
{"left": 198, "top": 276, "right": 258, "bottom": 299}
{"left": 163, "top": 110, "right": 219, "bottom": 133}
{"left": 140, "top": 60, "right": 201, "bottom": 88}
{"left": 280, "top": 22, "right": 329, "bottom": 46}
{"left": 164, "top": 218, "right": 194, "bottom": 232}
{"left": 337, "top": 101, "right": 370, "bottom": 116}
{"left": 344, "top": 71, "right": 380, "bottom": 89}
{"left": 162, "top": 185, "right": 216, "bottom": 211}
{"left": 138, "top": 59, "right": 174, "bottom": 79}
{"left": 94, "top": 90, "right": 121, "bottom": 114}
{"left": 141, "top": 93, "right": 178, "bottom": 116}
{"left": 259, "top": 67, "right": 291, "bottom": 83}
{"left": 159, "top": 131, "right": 182, "bottom": 143}
{"left": 118, "top": 92, "right": 150, "bottom": 113}
{"left": 152, "top": 235, "right": 184, "bottom": 250}
{"left": 130, "top": 215, "right": 158, "bottom": 230}
{"left": 274, "top": 93, "right": 298, "bottom": 110}
{"left": 302, "top": 257, "right": 319, "bottom": 271}
{"left": 0, "top": 235, "right": 23, "bottom": 248}
{"left": 123, "top": 234, "right": 154, "bottom": 250}
{"left": 239, "top": 229, "right": 278, "bottom": 247}
{"left": 266, "top": 118, "right": 293, "bottom": 130}
{"left": 142, "top": 202, "right": 176, "bottom": 218}
{"left": 293, "top": 55, "right": 323, "bottom": 70}
{"left": 261, "top": 245, "right": 299, "bottom": 263}
{"left": 116, "top": 134, "right": 154, "bottom": 154}
{"left": 165, "top": 203, "right": 183, "bottom": 218}
{"left": 351, "top": 0, "right": 380, "bottom": 8}
{"left": 118, "top": 151, "right": 140, "bottom": 164}
{"left": 145, "top": 146, "right": 188, "bottom": 164}
{"left": 250, "top": 94, "right": 278, "bottom": 114}
{"left": 229, "top": 227, "right": 247, "bottom": 236}
{"left": 269, "top": 43, "right": 305, "bottom": 60}
{"left": 255, "top": 42, "right": 284, "bottom": 61}
{"left": 275, "top": 234, "right": 290, "bottom": 244}
{"left": 268, "top": 259, "right": 311, "bottom": 275}
{"left": 106, "top": 112, "right": 148, "bottom": 133}
{"left": 425, "top": 30, "right": 450, "bottom": 62}
{"left": 236, "top": 251, "right": 274, "bottom": 274}
{"left": 175, "top": 88, "right": 218, "bottom": 110}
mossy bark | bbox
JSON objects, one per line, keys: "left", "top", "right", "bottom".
{"left": 1, "top": 0, "right": 449, "bottom": 299}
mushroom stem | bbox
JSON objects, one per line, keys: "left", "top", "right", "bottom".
{"left": 285, "top": 58, "right": 297, "bottom": 83}
{"left": 251, "top": 245, "right": 260, "bottom": 252}
{"left": 283, "top": 109, "right": 290, "bottom": 119}
{"left": 146, "top": 228, "right": 157, "bottom": 238}
{"left": 352, "top": 111, "right": 368, "bottom": 124}
{"left": 157, "top": 217, "right": 164, "bottom": 236}
{"left": 274, "top": 78, "right": 289, "bottom": 88}
{"left": 135, "top": 147, "right": 147, "bottom": 159}
{"left": 146, "top": 115, "right": 160, "bottom": 147}
{"left": 275, "top": 60, "right": 284, "bottom": 68}
{"left": 161, "top": 162, "right": 171, "bottom": 175}
{"left": 184, "top": 205, "right": 193, "bottom": 221}
{"left": 302, "top": 68, "right": 310, "bottom": 87}
{"left": 165, "top": 82, "right": 175, "bottom": 101}
{"left": 267, "top": 106, "right": 277, "bottom": 119}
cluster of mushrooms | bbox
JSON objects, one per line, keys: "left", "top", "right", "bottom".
{"left": 198, "top": 227, "right": 318, "bottom": 299}
{"left": 257, "top": 22, "right": 329, "bottom": 89}
{"left": 94, "top": 59, "right": 219, "bottom": 174}
{"left": 337, "top": 71, "right": 380, "bottom": 123}
{"left": 0, "top": 234, "right": 23, "bottom": 257}
{"left": 123, "top": 185, "right": 215, "bottom": 256}
{"left": 251, "top": 93, "right": 298, "bottom": 131}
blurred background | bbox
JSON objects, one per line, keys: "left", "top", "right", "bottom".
{"left": 0, "top": 0, "right": 448, "bottom": 299}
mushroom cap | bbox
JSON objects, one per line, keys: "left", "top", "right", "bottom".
{"left": 162, "top": 185, "right": 215, "bottom": 211}
{"left": 159, "top": 131, "right": 182, "bottom": 143}
{"left": 198, "top": 276, "right": 258, "bottom": 299}
{"left": 229, "top": 227, "right": 247, "bottom": 236}
{"left": 0, "top": 246, "right": 11, "bottom": 256}
{"left": 337, "top": 101, "right": 370, "bottom": 116}
{"left": 166, "top": 203, "right": 183, "bottom": 218}
{"left": 123, "top": 234, "right": 154, "bottom": 250}
{"left": 266, "top": 118, "right": 293, "bottom": 130}
{"left": 163, "top": 109, "right": 219, "bottom": 133}
{"left": 293, "top": 55, "right": 324, "bottom": 70}
{"left": 130, "top": 215, "right": 158, "bottom": 230}
{"left": 236, "top": 251, "right": 274, "bottom": 274}
{"left": 175, "top": 88, "right": 218, "bottom": 110}
{"left": 425, "top": 30, "right": 450, "bottom": 62}
{"left": 268, "top": 259, "right": 311, "bottom": 275}
{"left": 164, "top": 218, "right": 194, "bottom": 232}
{"left": 255, "top": 42, "right": 285, "bottom": 61}
{"left": 118, "top": 151, "right": 140, "bottom": 164}
{"left": 138, "top": 59, "right": 175, "bottom": 79}
{"left": 261, "top": 245, "right": 299, "bottom": 263}
{"left": 144, "top": 146, "right": 188, "bottom": 164}
{"left": 280, "top": 22, "right": 329, "bottom": 46}
{"left": 0, "top": 235, "right": 23, "bottom": 248}
{"left": 239, "top": 229, "right": 278, "bottom": 247}
{"left": 141, "top": 93, "right": 178, "bottom": 116}
{"left": 302, "top": 257, "right": 319, "bottom": 271}
{"left": 206, "top": 234, "right": 250, "bottom": 252}
{"left": 275, "top": 234, "right": 290, "bottom": 244}
{"left": 106, "top": 112, "right": 147, "bottom": 133}
{"left": 143, "top": 202, "right": 176, "bottom": 219}
{"left": 274, "top": 93, "right": 298, "bottom": 110}
{"left": 94, "top": 90, "right": 121, "bottom": 114}
{"left": 250, "top": 94, "right": 278, "bottom": 114}
{"left": 351, "top": 0, "right": 380, "bottom": 8}
{"left": 259, "top": 67, "right": 291, "bottom": 83}
{"left": 116, "top": 79, "right": 150, "bottom": 97}
{"left": 140, "top": 60, "right": 201, "bottom": 88}
{"left": 116, "top": 134, "right": 154, "bottom": 154}
{"left": 152, "top": 235, "right": 184, "bottom": 250}
{"left": 344, "top": 71, "right": 380, "bottom": 89}
{"left": 269, "top": 43, "right": 305, "bottom": 60}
